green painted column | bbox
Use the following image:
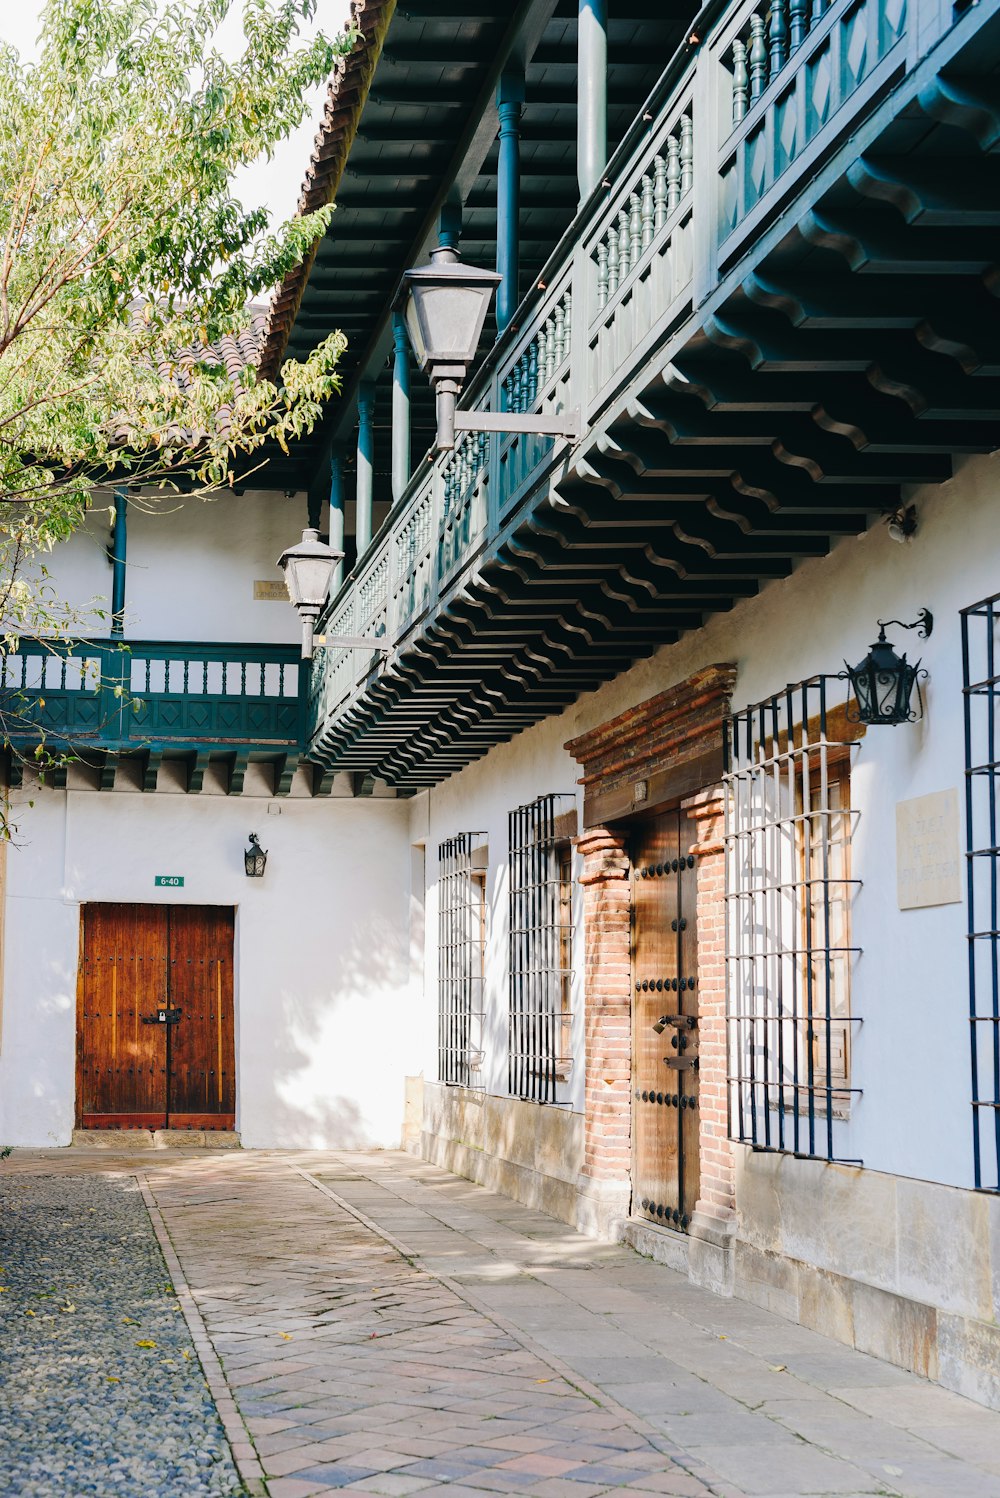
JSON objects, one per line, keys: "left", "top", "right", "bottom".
{"left": 110, "top": 486, "right": 127, "bottom": 638}
{"left": 356, "top": 379, "right": 376, "bottom": 557}
{"left": 329, "top": 446, "right": 346, "bottom": 593}
{"left": 391, "top": 314, "right": 411, "bottom": 503}
{"left": 496, "top": 70, "right": 525, "bottom": 335}
{"left": 577, "top": 0, "right": 608, "bottom": 203}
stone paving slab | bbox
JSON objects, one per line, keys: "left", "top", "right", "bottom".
{"left": 7, "top": 1147, "right": 1000, "bottom": 1498}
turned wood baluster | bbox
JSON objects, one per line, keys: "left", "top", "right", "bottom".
{"left": 666, "top": 134, "right": 681, "bottom": 211}
{"left": 789, "top": 0, "right": 808, "bottom": 48}
{"left": 607, "top": 222, "right": 620, "bottom": 296}
{"left": 749, "top": 14, "right": 768, "bottom": 99}
{"left": 680, "top": 114, "right": 694, "bottom": 196}
{"left": 563, "top": 291, "right": 572, "bottom": 357}
{"left": 544, "top": 313, "right": 557, "bottom": 379}
{"left": 732, "top": 38, "right": 749, "bottom": 122}
{"left": 629, "top": 191, "right": 643, "bottom": 265}
{"left": 653, "top": 153, "right": 668, "bottom": 230}
{"left": 769, "top": 0, "right": 789, "bottom": 74}
{"left": 596, "top": 243, "right": 609, "bottom": 310}
{"left": 554, "top": 299, "right": 566, "bottom": 366}
{"left": 641, "top": 171, "right": 655, "bottom": 248}
{"left": 617, "top": 207, "right": 631, "bottom": 281}
{"left": 527, "top": 341, "right": 539, "bottom": 406}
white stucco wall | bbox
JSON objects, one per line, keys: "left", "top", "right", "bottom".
{"left": 31, "top": 488, "right": 305, "bottom": 644}
{"left": 0, "top": 783, "right": 419, "bottom": 1149}
{"left": 413, "top": 450, "right": 1000, "bottom": 1195}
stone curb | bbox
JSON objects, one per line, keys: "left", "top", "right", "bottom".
{"left": 137, "top": 1173, "right": 269, "bottom": 1498}
{"left": 292, "top": 1165, "right": 747, "bottom": 1498}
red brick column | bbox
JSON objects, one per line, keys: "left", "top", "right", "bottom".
{"left": 682, "top": 785, "right": 735, "bottom": 1224}
{"left": 576, "top": 827, "right": 632, "bottom": 1189}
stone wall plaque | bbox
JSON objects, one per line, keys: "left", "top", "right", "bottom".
{"left": 896, "top": 789, "right": 962, "bottom": 910}
{"left": 253, "top": 580, "right": 287, "bottom": 601}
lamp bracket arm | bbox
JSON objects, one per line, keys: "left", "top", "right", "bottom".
{"left": 316, "top": 632, "right": 392, "bottom": 653}
{"left": 453, "top": 408, "right": 579, "bottom": 441}
{"left": 876, "top": 608, "right": 933, "bottom": 639}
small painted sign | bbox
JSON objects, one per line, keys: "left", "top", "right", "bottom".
{"left": 253, "top": 579, "right": 288, "bottom": 601}
{"left": 896, "top": 789, "right": 962, "bottom": 910}
{"left": 154, "top": 875, "right": 185, "bottom": 888}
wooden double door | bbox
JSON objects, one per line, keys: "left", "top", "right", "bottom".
{"left": 78, "top": 903, "right": 235, "bottom": 1130}
{"left": 631, "top": 809, "right": 700, "bottom": 1231}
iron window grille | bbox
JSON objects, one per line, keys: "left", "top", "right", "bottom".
{"left": 438, "top": 833, "right": 487, "bottom": 1088}
{"left": 962, "top": 593, "right": 1000, "bottom": 1192}
{"left": 724, "top": 677, "right": 862, "bottom": 1162}
{"left": 508, "top": 793, "right": 576, "bottom": 1103}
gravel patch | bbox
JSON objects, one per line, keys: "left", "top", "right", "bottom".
{"left": 0, "top": 1172, "right": 246, "bottom": 1497}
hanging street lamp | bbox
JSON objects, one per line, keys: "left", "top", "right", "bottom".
{"left": 245, "top": 833, "right": 268, "bottom": 878}
{"left": 845, "top": 609, "right": 932, "bottom": 726}
{"left": 394, "top": 241, "right": 578, "bottom": 451}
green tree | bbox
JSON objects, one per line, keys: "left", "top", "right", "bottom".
{"left": 0, "top": 0, "right": 352, "bottom": 824}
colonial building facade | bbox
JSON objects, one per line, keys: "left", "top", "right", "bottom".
{"left": 5, "top": 0, "right": 1000, "bottom": 1417}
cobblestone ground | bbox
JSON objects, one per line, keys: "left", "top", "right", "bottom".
{"left": 5, "top": 1149, "right": 1000, "bottom": 1498}
{"left": 0, "top": 1171, "right": 245, "bottom": 1498}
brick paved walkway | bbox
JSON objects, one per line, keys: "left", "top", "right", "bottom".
{"left": 7, "top": 1148, "right": 1000, "bottom": 1498}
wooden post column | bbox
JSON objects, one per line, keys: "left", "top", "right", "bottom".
{"left": 110, "top": 486, "right": 128, "bottom": 638}
{"left": 496, "top": 69, "right": 524, "bottom": 335}
{"left": 577, "top": 0, "right": 608, "bottom": 203}
{"left": 329, "top": 446, "right": 346, "bottom": 593}
{"left": 355, "top": 379, "right": 375, "bottom": 558}
{"left": 577, "top": 827, "right": 633, "bottom": 1228}
{"left": 391, "top": 315, "right": 411, "bottom": 504}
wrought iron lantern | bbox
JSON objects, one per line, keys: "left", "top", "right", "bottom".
{"left": 244, "top": 833, "right": 268, "bottom": 878}
{"left": 277, "top": 527, "right": 342, "bottom": 659}
{"left": 845, "top": 610, "right": 932, "bottom": 726}
{"left": 394, "top": 241, "right": 576, "bottom": 451}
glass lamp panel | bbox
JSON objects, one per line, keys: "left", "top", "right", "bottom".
{"left": 415, "top": 284, "right": 491, "bottom": 364}
{"left": 404, "top": 295, "right": 427, "bottom": 365}
{"left": 293, "top": 557, "right": 334, "bottom": 609}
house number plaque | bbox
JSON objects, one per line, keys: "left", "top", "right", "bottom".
{"left": 154, "top": 875, "right": 185, "bottom": 888}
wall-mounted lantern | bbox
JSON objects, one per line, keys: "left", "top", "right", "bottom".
{"left": 845, "top": 609, "right": 932, "bottom": 726}
{"left": 277, "top": 528, "right": 342, "bottom": 660}
{"left": 394, "top": 242, "right": 578, "bottom": 451}
{"left": 277, "top": 526, "right": 393, "bottom": 662}
{"left": 245, "top": 833, "right": 268, "bottom": 878}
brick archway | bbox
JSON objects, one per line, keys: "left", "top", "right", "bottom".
{"left": 566, "top": 666, "right": 738, "bottom": 1275}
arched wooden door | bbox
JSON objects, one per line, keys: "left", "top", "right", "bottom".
{"left": 77, "top": 903, "right": 235, "bottom": 1130}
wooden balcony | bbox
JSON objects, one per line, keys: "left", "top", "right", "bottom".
{"left": 308, "top": 0, "right": 1000, "bottom": 789}
{"left": 2, "top": 639, "right": 316, "bottom": 794}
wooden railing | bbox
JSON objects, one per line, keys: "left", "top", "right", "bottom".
{"left": 310, "top": 0, "right": 959, "bottom": 741}
{"left": 3, "top": 638, "right": 304, "bottom": 749}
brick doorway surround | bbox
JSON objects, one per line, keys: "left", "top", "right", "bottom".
{"left": 565, "top": 665, "right": 738, "bottom": 1284}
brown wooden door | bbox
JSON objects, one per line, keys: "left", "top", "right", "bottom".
{"left": 78, "top": 904, "right": 235, "bottom": 1130}
{"left": 631, "top": 809, "right": 700, "bottom": 1231}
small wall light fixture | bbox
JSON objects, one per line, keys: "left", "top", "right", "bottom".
{"left": 244, "top": 833, "right": 268, "bottom": 878}
{"left": 845, "top": 609, "right": 932, "bottom": 726}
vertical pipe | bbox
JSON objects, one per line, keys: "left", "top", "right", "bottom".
{"left": 577, "top": 0, "right": 608, "bottom": 203}
{"left": 496, "top": 70, "right": 524, "bottom": 335}
{"left": 356, "top": 379, "right": 375, "bottom": 558}
{"left": 391, "top": 314, "right": 411, "bottom": 503}
{"left": 329, "top": 447, "right": 346, "bottom": 593}
{"left": 110, "top": 486, "right": 127, "bottom": 638}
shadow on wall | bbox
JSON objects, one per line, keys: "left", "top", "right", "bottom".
{"left": 244, "top": 913, "right": 414, "bottom": 1150}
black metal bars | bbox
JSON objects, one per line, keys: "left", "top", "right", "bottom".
{"left": 962, "top": 593, "right": 1000, "bottom": 1192}
{"left": 508, "top": 793, "right": 575, "bottom": 1103}
{"left": 724, "top": 676, "right": 862, "bottom": 1162}
{"left": 437, "top": 833, "right": 487, "bottom": 1087}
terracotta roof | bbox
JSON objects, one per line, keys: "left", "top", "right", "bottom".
{"left": 257, "top": 0, "right": 397, "bottom": 383}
